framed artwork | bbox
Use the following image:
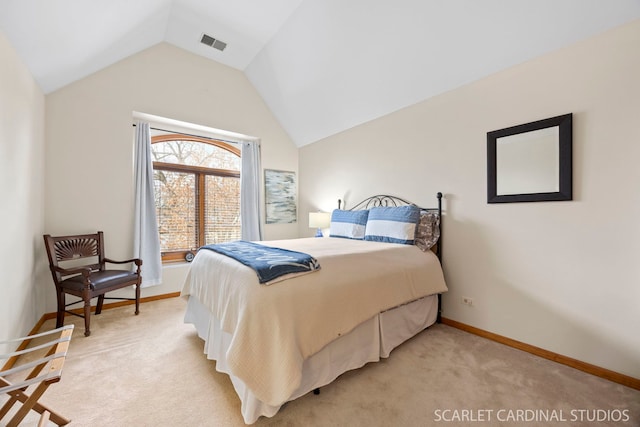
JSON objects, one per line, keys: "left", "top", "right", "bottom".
{"left": 264, "top": 169, "right": 297, "bottom": 224}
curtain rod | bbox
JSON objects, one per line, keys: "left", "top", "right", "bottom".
{"left": 132, "top": 123, "right": 244, "bottom": 146}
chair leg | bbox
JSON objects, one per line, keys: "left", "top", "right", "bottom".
{"left": 83, "top": 292, "right": 92, "bottom": 337}
{"left": 96, "top": 294, "right": 105, "bottom": 315}
{"left": 135, "top": 284, "right": 140, "bottom": 315}
{"left": 55, "top": 290, "right": 65, "bottom": 328}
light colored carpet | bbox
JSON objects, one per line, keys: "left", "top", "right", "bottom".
{"left": 4, "top": 297, "right": 639, "bottom": 426}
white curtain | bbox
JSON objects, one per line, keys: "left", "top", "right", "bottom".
{"left": 133, "top": 121, "right": 162, "bottom": 287}
{"left": 240, "top": 140, "right": 263, "bottom": 241}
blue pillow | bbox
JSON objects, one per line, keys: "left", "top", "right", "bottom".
{"left": 329, "top": 209, "right": 369, "bottom": 240}
{"left": 364, "top": 205, "right": 420, "bottom": 244}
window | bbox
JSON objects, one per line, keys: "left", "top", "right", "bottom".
{"left": 151, "top": 134, "right": 241, "bottom": 262}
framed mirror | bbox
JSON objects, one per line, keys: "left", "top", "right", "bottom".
{"left": 487, "top": 113, "right": 572, "bottom": 203}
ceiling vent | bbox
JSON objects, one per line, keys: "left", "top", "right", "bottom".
{"left": 200, "top": 33, "right": 227, "bottom": 51}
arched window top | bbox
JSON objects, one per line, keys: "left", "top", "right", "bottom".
{"left": 151, "top": 134, "right": 240, "bottom": 170}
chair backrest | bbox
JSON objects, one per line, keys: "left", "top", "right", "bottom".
{"left": 43, "top": 232, "right": 106, "bottom": 283}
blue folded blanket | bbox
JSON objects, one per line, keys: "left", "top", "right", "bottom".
{"left": 200, "top": 240, "right": 321, "bottom": 284}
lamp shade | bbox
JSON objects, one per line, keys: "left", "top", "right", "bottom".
{"left": 308, "top": 212, "right": 331, "bottom": 229}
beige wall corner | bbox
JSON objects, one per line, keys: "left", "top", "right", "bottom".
{"left": 0, "top": 29, "right": 46, "bottom": 349}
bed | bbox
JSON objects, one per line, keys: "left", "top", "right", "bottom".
{"left": 181, "top": 193, "right": 447, "bottom": 424}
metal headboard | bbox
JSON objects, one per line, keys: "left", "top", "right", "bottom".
{"left": 339, "top": 192, "right": 443, "bottom": 259}
{"left": 341, "top": 194, "right": 418, "bottom": 210}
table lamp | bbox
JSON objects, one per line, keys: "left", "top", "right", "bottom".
{"left": 308, "top": 212, "right": 331, "bottom": 237}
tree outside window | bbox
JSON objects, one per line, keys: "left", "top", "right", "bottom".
{"left": 151, "top": 134, "right": 240, "bottom": 262}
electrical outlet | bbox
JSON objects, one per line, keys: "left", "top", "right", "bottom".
{"left": 462, "top": 296, "right": 473, "bottom": 306}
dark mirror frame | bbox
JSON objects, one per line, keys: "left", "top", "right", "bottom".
{"left": 487, "top": 113, "right": 573, "bottom": 203}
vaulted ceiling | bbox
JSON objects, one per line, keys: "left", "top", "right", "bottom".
{"left": 1, "top": 0, "right": 639, "bottom": 147}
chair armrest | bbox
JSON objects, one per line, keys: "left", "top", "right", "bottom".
{"left": 104, "top": 258, "right": 142, "bottom": 266}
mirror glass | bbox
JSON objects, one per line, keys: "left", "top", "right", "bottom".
{"left": 487, "top": 114, "right": 572, "bottom": 203}
{"left": 496, "top": 126, "right": 559, "bottom": 195}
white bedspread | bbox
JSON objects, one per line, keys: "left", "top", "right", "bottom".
{"left": 181, "top": 237, "right": 447, "bottom": 406}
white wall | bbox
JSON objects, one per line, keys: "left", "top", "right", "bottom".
{"left": 299, "top": 20, "right": 640, "bottom": 378}
{"left": 42, "top": 42, "right": 298, "bottom": 310}
{"left": 0, "top": 30, "right": 45, "bottom": 350}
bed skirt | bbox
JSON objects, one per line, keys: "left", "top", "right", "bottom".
{"left": 184, "top": 294, "right": 439, "bottom": 424}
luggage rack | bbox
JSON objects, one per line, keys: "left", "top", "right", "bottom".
{"left": 1, "top": 325, "right": 74, "bottom": 426}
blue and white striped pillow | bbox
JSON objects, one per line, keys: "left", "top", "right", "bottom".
{"left": 329, "top": 209, "right": 369, "bottom": 240}
{"left": 364, "top": 205, "right": 420, "bottom": 245}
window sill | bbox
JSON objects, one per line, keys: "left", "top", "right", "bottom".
{"left": 161, "top": 260, "right": 191, "bottom": 267}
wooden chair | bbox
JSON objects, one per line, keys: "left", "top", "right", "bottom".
{"left": 1, "top": 325, "right": 74, "bottom": 426}
{"left": 43, "top": 232, "right": 142, "bottom": 337}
